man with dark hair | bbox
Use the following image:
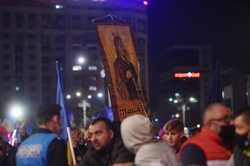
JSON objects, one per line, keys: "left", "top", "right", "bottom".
{"left": 227, "top": 107, "right": 250, "bottom": 166}
{"left": 16, "top": 104, "right": 68, "bottom": 166}
{"left": 80, "top": 118, "right": 134, "bottom": 166}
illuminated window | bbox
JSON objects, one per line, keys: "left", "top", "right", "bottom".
{"left": 88, "top": 66, "right": 97, "bottom": 71}
{"left": 55, "top": 5, "right": 63, "bottom": 9}
{"left": 89, "top": 86, "right": 97, "bottom": 91}
{"left": 72, "top": 65, "right": 82, "bottom": 71}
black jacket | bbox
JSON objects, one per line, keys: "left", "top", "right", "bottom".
{"left": 234, "top": 145, "right": 250, "bottom": 166}
{"left": 74, "top": 143, "right": 88, "bottom": 163}
{"left": 80, "top": 136, "right": 134, "bottom": 166}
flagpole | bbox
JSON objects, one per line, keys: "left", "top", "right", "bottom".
{"left": 67, "top": 127, "right": 77, "bottom": 165}
{"left": 56, "top": 61, "right": 76, "bottom": 165}
{"left": 107, "top": 88, "right": 112, "bottom": 107}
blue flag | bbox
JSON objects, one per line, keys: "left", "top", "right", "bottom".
{"left": 56, "top": 62, "right": 70, "bottom": 140}
{"left": 95, "top": 107, "right": 114, "bottom": 121}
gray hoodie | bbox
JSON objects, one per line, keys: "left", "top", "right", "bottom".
{"left": 121, "top": 114, "right": 179, "bottom": 166}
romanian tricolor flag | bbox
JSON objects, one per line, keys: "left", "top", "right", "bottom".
{"left": 56, "top": 61, "right": 76, "bottom": 166}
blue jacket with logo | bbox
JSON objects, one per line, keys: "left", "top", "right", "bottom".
{"left": 16, "top": 128, "right": 68, "bottom": 166}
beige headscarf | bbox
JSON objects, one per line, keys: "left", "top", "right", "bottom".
{"left": 121, "top": 114, "right": 155, "bottom": 153}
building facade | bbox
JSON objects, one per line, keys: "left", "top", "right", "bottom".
{"left": 222, "top": 69, "right": 249, "bottom": 113}
{"left": 0, "top": 0, "right": 148, "bottom": 120}
{"left": 157, "top": 46, "right": 212, "bottom": 127}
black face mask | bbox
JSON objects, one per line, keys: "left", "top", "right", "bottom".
{"left": 219, "top": 125, "right": 236, "bottom": 150}
{"left": 235, "top": 133, "right": 250, "bottom": 149}
{"left": 219, "top": 125, "right": 235, "bottom": 140}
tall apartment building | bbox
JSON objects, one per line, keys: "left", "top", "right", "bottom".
{"left": 0, "top": 0, "right": 148, "bottom": 116}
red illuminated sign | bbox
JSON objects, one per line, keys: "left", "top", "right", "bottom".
{"left": 174, "top": 72, "right": 200, "bottom": 78}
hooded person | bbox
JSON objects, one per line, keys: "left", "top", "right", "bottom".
{"left": 121, "top": 114, "right": 179, "bottom": 166}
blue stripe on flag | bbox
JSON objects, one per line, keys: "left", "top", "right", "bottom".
{"left": 56, "top": 62, "right": 70, "bottom": 140}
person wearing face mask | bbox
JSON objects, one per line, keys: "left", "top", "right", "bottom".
{"left": 226, "top": 107, "right": 250, "bottom": 166}
{"left": 181, "top": 103, "right": 232, "bottom": 166}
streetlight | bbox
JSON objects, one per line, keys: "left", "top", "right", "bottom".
{"left": 197, "top": 124, "right": 201, "bottom": 128}
{"left": 15, "top": 86, "right": 20, "bottom": 92}
{"left": 78, "top": 100, "right": 90, "bottom": 128}
{"left": 66, "top": 94, "right": 71, "bottom": 100}
{"left": 77, "top": 56, "right": 86, "bottom": 65}
{"left": 154, "top": 118, "right": 159, "bottom": 123}
{"left": 143, "top": 0, "right": 149, "bottom": 6}
{"left": 175, "top": 113, "right": 180, "bottom": 118}
{"left": 76, "top": 92, "right": 82, "bottom": 97}
{"left": 97, "top": 92, "right": 103, "bottom": 98}
{"left": 173, "top": 99, "right": 178, "bottom": 104}
{"left": 175, "top": 93, "right": 180, "bottom": 97}
{"left": 189, "top": 97, "right": 198, "bottom": 103}
{"left": 8, "top": 103, "right": 25, "bottom": 120}
{"left": 87, "top": 95, "right": 92, "bottom": 99}
{"left": 169, "top": 94, "right": 198, "bottom": 127}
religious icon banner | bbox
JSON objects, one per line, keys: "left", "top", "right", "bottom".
{"left": 97, "top": 24, "right": 147, "bottom": 121}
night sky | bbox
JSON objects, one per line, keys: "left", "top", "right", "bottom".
{"left": 148, "top": 0, "right": 249, "bottom": 111}
{"left": 148, "top": 0, "right": 249, "bottom": 69}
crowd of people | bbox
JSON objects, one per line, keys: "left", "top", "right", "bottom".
{"left": 0, "top": 103, "right": 250, "bottom": 166}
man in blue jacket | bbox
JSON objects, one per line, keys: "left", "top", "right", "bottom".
{"left": 16, "top": 104, "right": 68, "bottom": 166}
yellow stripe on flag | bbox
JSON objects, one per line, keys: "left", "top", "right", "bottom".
{"left": 67, "top": 141, "right": 74, "bottom": 166}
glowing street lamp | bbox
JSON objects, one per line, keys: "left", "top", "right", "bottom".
{"left": 76, "top": 92, "right": 82, "bottom": 97}
{"left": 175, "top": 93, "right": 180, "bottom": 97}
{"left": 87, "top": 95, "right": 92, "bottom": 99}
{"left": 154, "top": 118, "right": 159, "bottom": 122}
{"left": 77, "top": 56, "right": 86, "bottom": 65}
{"left": 189, "top": 97, "right": 198, "bottom": 103}
{"left": 97, "top": 92, "right": 103, "bottom": 98}
{"left": 143, "top": 1, "right": 148, "bottom": 6}
{"left": 175, "top": 114, "right": 180, "bottom": 118}
{"left": 8, "top": 103, "right": 25, "bottom": 120}
{"left": 66, "top": 94, "right": 71, "bottom": 100}
{"left": 15, "top": 86, "right": 20, "bottom": 92}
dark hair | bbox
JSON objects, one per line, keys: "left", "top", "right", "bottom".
{"left": 237, "top": 107, "right": 250, "bottom": 124}
{"left": 91, "top": 118, "right": 114, "bottom": 131}
{"left": 163, "top": 119, "right": 184, "bottom": 133}
{"left": 36, "top": 104, "right": 61, "bottom": 124}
